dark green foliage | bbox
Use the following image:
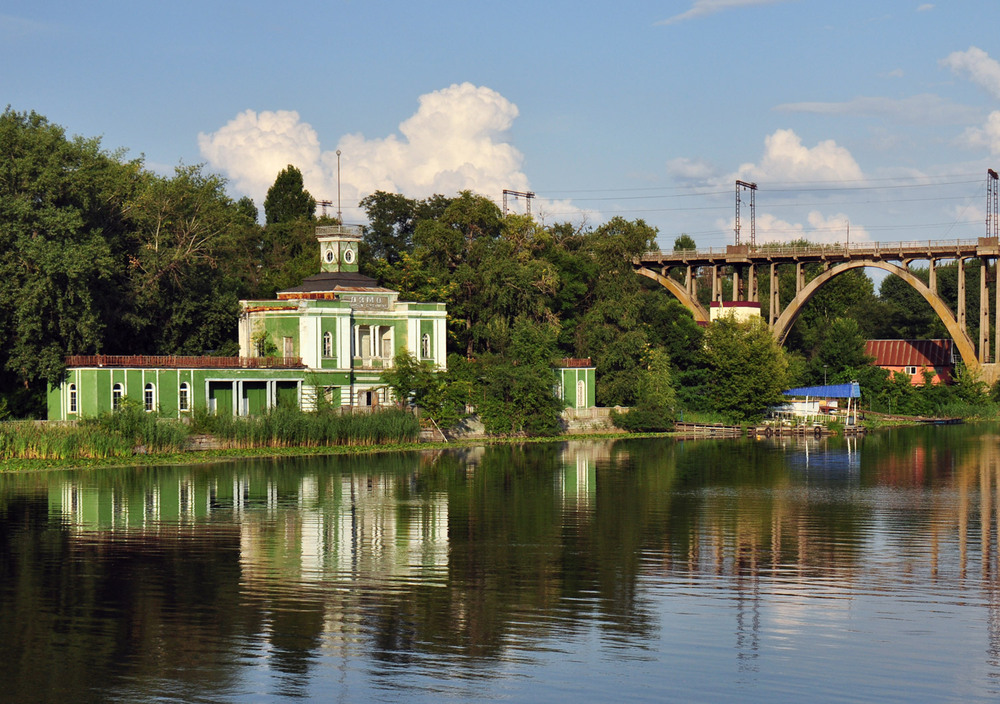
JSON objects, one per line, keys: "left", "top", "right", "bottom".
{"left": 703, "top": 316, "right": 790, "bottom": 422}
{"left": 122, "top": 164, "right": 254, "bottom": 354}
{"left": 0, "top": 108, "right": 133, "bottom": 402}
{"left": 673, "top": 233, "right": 696, "bottom": 251}
{"left": 611, "top": 349, "right": 677, "bottom": 432}
{"left": 263, "top": 165, "right": 316, "bottom": 224}
{"left": 478, "top": 319, "right": 563, "bottom": 436}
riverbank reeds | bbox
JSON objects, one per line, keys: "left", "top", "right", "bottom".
{"left": 0, "top": 405, "right": 419, "bottom": 461}
{"left": 191, "top": 405, "right": 420, "bottom": 448}
{"left": 0, "top": 404, "right": 190, "bottom": 460}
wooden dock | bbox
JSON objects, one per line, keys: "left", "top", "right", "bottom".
{"left": 673, "top": 422, "right": 743, "bottom": 437}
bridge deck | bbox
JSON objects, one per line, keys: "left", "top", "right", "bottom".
{"left": 639, "top": 237, "right": 998, "bottom": 267}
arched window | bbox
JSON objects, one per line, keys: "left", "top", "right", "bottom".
{"left": 144, "top": 383, "right": 156, "bottom": 412}
{"left": 421, "top": 333, "right": 431, "bottom": 359}
{"left": 323, "top": 331, "right": 334, "bottom": 358}
{"left": 68, "top": 384, "right": 77, "bottom": 414}
{"left": 179, "top": 382, "right": 190, "bottom": 412}
{"left": 112, "top": 383, "right": 124, "bottom": 410}
{"left": 577, "top": 379, "right": 587, "bottom": 408}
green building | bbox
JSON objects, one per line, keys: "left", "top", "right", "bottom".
{"left": 554, "top": 358, "right": 596, "bottom": 409}
{"left": 47, "top": 226, "right": 448, "bottom": 420}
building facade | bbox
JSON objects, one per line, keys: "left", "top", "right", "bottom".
{"left": 47, "top": 226, "right": 448, "bottom": 420}
{"left": 864, "top": 339, "right": 955, "bottom": 386}
{"left": 554, "top": 358, "right": 596, "bottom": 409}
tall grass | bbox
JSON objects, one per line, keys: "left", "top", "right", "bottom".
{"left": 2, "top": 405, "right": 420, "bottom": 462}
{"left": 0, "top": 404, "right": 190, "bottom": 461}
{"left": 192, "top": 405, "right": 420, "bottom": 448}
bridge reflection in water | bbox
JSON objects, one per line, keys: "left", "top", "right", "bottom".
{"left": 5, "top": 430, "right": 1000, "bottom": 701}
{"left": 636, "top": 236, "right": 1000, "bottom": 383}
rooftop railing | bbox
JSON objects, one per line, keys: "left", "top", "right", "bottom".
{"left": 64, "top": 355, "right": 305, "bottom": 369}
{"left": 643, "top": 238, "right": 984, "bottom": 260}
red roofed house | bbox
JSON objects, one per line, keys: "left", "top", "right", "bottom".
{"left": 864, "top": 339, "right": 955, "bottom": 386}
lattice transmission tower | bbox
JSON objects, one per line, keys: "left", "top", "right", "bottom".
{"left": 989, "top": 169, "right": 999, "bottom": 237}
{"left": 735, "top": 180, "right": 757, "bottom": 247}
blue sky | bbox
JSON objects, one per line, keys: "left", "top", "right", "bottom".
{"left": 4, "top": 1, "right": 1000, "bottom": 249}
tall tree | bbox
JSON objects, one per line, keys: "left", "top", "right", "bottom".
{"left": 122, "top": 164, "right": 255, "bottom": 354}
{"left": 0, "top": 109, "right": 138, "bottom": 414}
{"left": 263, "top": 165, "right": 315, "bottom": 225}
{"left": 411, "top": 191, "right": 504, "bottom": 356}
{"left": 702, "top": 316, "right": 790, "bottom": 422}
{"left": 575, "top": 217, "right": 660, "bottom": 406}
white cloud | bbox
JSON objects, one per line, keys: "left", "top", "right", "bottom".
{"left": 736, "top": 128, "right": 864, "bottom": 184}
{"left": 198, "top": 109, "right": 324, "bottom": 202}
{"left": 941, "top": 46, "right": 1000, "bottom": 100}
{"left": 721, "top": 211, "right": 868, "bottom": 245}
{"left": 656, "top": 0, "right": 794, "bottom": 26}
{"left": 198, "top": 83, "right": 536, "bottom": 222}
{"left": 916, "top": 4, "right": 934, "bottom": 11}
{"left": 940, "top": 47, "right": 1000, "bottom": 155}
{"left": 958, "top": 110, "right": 1000, "bottom": 155}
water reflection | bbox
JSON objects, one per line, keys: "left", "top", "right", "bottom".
{"left": 2, "top": 427, "right": 1000, "bottom": 701}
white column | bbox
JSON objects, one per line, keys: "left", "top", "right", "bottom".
{"left": 339, "top": 316, "right": 351, "bottom": 369}
{"left": 408, "top": 317, "right": 419, "bottom": 357}
{"left": 435, "top": 317, "right": 447, "bottom": 368}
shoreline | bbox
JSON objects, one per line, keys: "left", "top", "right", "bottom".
{"left": 0, "top": 431, "right": 672, "bottom": 473}
{"left": 4, "top": 416, "right": 981, "bottom": 473}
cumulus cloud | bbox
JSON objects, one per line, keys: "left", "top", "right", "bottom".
{"left": 199, "top": 83, "right": 547, "bottom": 223}
{"left": 656, "top": 0, "right": 793, "bottom": 26}
{"left": 940, "top": 47, "right": 1000, "bottom": 155}
{"left": 942, "top": 46, "right": 1000, "bottom": 100}
{"left": 198, "top": 109, "right": 324, "bottom": 201}
{"left": 736, "top": 128, "right": 864, "bottom": 184}
{"left": 721, "top": 211, "right": 868, "bottom": 245}
{"left": 699, "top": 130, "right": 870, "bottom": 246}
{"left": 959, "top": 111, "right": 1000, "bottom": 156}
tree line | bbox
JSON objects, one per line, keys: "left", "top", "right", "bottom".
{"left": 0, "top": 108, "right": 994, "bottom": 426}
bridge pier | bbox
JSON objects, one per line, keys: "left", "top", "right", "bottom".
{"left": 958, "top": 259, "right": 966, "bottom": 331}
{"left": 636, "top": 237, "right": 1000, "bottom": 384}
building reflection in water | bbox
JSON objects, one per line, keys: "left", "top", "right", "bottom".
{"left": 33, "top": 431, "right": 1000, "bottom": 693}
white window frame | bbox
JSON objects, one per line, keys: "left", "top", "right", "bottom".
{"left": 179, "top": 382, "right": 190, "bottom": 412}
{"left": 68, "top": 384, "right": 78, "bottom": 414}
{"left": 421, "top": 333, "right": 431, "bottom": 359}
{"left": 144, "top": 383, "right": 156, "bottom": 413}
{"left": 112, "top": 383, "right": 124, "bottom": 411}
{"left": 323, "top": 331, "right": 334, "bottom": 358}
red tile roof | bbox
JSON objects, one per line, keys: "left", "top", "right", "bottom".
{"left": 864, "top": 339, "right": 954, "bottom": 367}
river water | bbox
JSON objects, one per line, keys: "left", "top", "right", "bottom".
{"left": 2, "top": 425, "right": 1000, "bottom": 702}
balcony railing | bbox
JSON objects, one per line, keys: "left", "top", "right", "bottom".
{"left": 65, "top": 355, "right": 305, "bottom": 369}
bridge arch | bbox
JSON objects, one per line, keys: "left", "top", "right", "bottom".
{"left": 636, "top": 266, "right": 710, "bottom": 323}
{"left": 772, "top": 260, "right": 978, "bottom": 370}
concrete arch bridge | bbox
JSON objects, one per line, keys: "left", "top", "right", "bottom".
{"left": 635, "top": 237, "right": 1000, "bottom": 384}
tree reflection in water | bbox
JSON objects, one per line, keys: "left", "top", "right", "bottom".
{"left": 2, "top": 426, "right": 1000, "bottom": 702}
